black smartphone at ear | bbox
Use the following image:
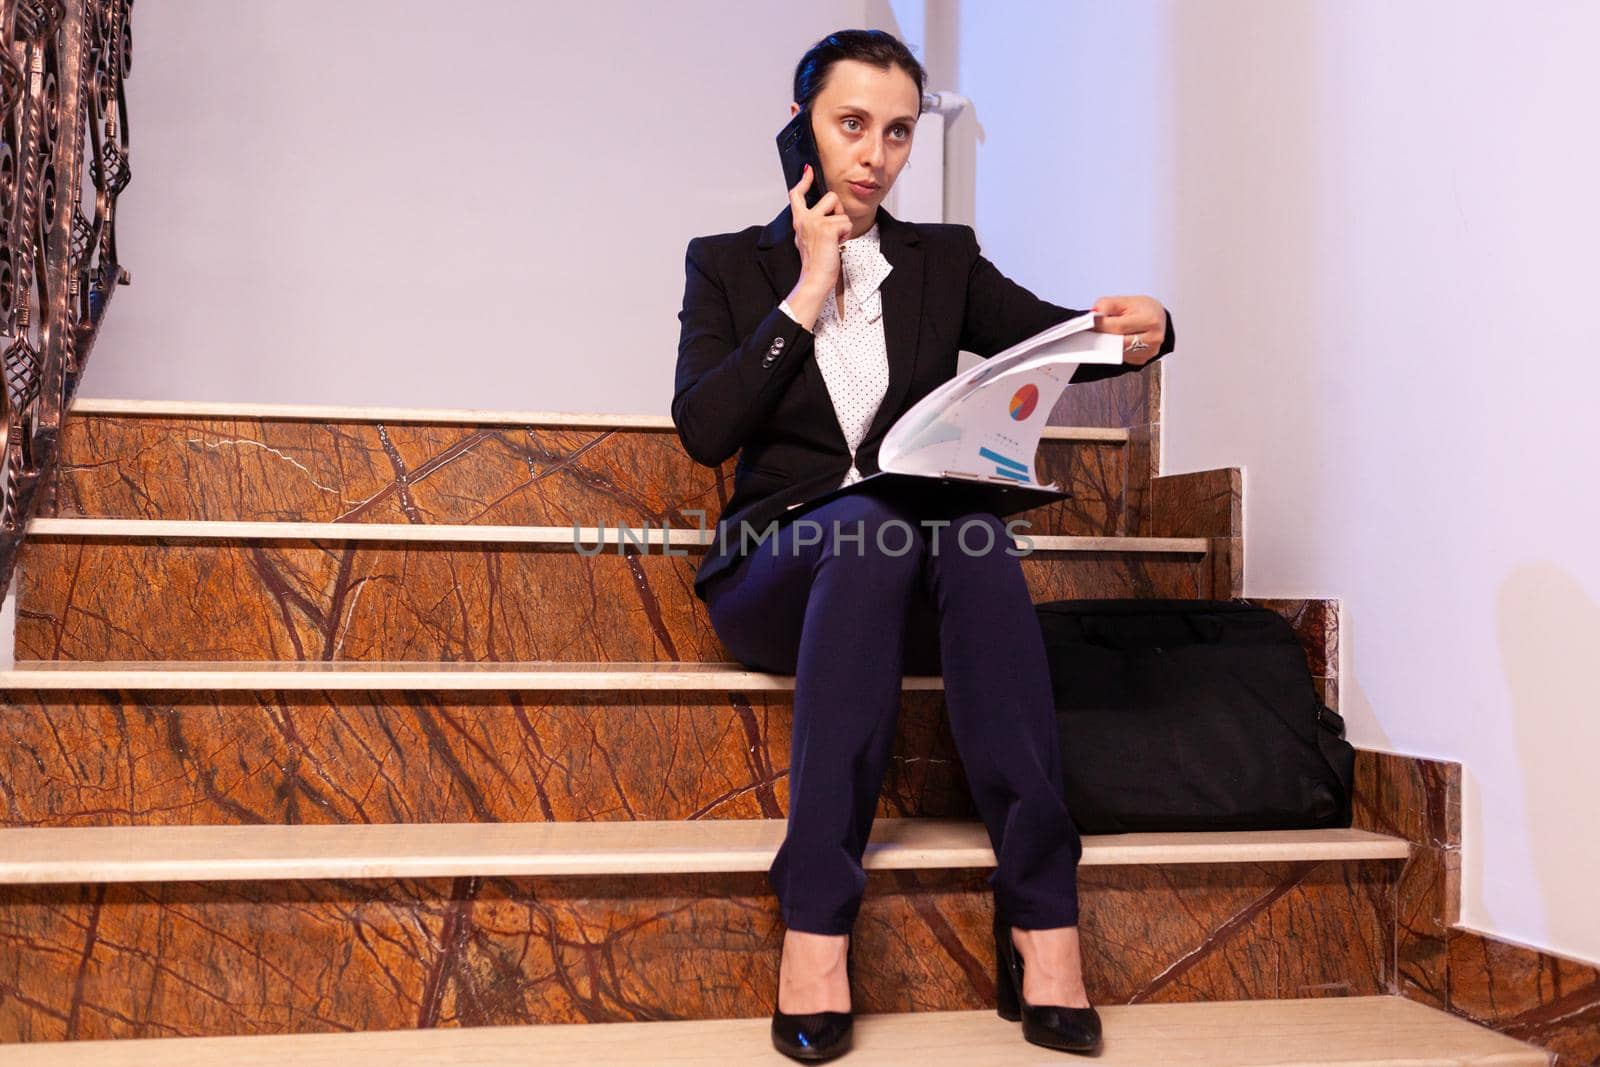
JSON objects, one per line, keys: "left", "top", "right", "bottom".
{"left": 777, "top": 108, "right": 827, "bottom": 209}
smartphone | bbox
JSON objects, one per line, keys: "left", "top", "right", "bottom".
{"left": 777, "top": 108, "right": 827, "bottom": 209}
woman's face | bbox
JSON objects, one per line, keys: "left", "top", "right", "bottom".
{"left": 790, "top": 59, "right": 920, "bottom": 222}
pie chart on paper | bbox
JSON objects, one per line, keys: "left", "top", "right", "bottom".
{"left": 1008, "top": 383, "right": 1039, "bottom": 421}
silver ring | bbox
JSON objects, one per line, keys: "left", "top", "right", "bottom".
{"left": 1126, "top": 334, "right": 1150, "bottom": 353}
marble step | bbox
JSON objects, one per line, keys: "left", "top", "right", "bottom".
{"left": 22, "top": 517, "right": 1203, "bottom": 550}
{"left": 3, "top": 996, "right": 1545, "bottom": 1065}
{"left": 0, "top": 819, "right": 1409, "bottom": 884}
{"left": 14, "top": 522, "right": 1230, "bottom": 663}
{"left": 0, "top": 820, "right": 1411, "bottom": 1039}
{"left": 0, "top": 658, "right": 953, "bottom": 689}
{"left": 53, "top": 398, "right": 1141, "bottom": 537}
{"left": 12, "top": 663, "right": 1345, "bottom": 826}
{"left": 0, "top": 658, "right": 917, "bottom": 689}
{"left": 63, "top": 399, "right": 1145, "bottom": 429}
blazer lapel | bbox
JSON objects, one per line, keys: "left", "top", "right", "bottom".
{"left": 754, "top": 204, "right": 924, "bottom": 465}
{"left": 862, "top": 206, "right": 923, "bottom": 454}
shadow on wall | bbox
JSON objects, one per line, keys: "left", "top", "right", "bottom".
{"left": 1492, "top": 562, "right": 1600, "bottom": 961}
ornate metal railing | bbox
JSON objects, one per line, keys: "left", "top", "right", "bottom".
{"left": 0, "top": 0, "right": 130, "bottom": 591}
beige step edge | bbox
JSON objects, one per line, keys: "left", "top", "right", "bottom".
{"left": 0, "top": 996, "right": 1545, "bottom": 1065}
{"left": 0, "top": 659, "right": 929, "bottom": 691}
{"left": 67, "top": 396, "right": 1130, "bottom": 441}
{"left": 23, "top": 517, "right": 1205, "bottom": 553}
{"left": 0, "top": 819, "right": 1408, "bottom": 885}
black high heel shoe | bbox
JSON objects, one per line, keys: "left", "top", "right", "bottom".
{"left": 993, "top": 912, "right": 1102, "bottom": 1054}
{"left": 771, "top": 934, "right": 854, "bottom": 1063}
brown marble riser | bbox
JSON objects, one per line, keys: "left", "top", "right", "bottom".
{"left": 1250, "top": 599, "right": 1339, "bottom": 686}
{"left": 1146, "top": 468, "right": 1242, "bottom": 539}
{"left": 48, "top": 416, "right": 1133, "bottom": 538}
{"left": 1445, "top": 927, "right": 1600, "bottom": 1064}
{"left": 0, "top": 690, "right": 971, "bottom": 827}
{"left": 1045, "top": 365, "right": 1159, "bottom": 429}
{"left": 0, "top": 858, "right": 1397, "bottom": 1042}
{"left": 13, "top": 542, "right": 1218, "bottom": 663}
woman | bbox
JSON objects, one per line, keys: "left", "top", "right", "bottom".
{"left": 672, "top": 29, "right": 1174, "bottom": 1061}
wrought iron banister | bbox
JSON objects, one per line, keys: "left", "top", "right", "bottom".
{"left": 0, "top": 0, "right": 130, "bottom": 591}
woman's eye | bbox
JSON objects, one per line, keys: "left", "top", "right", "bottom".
{"left": 839, "top": 117, "right": 909, "bottom": 139}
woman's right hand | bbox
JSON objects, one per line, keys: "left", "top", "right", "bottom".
{"left": 785, "top": 165, "right": 850, "bottom": 328}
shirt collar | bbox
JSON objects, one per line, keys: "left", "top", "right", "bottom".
{"left": 838, "top": 222, "right": 893, "bottom": 323}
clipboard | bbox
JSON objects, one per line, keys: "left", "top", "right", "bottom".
{"left": 781, "top": 469, "right": 1071, "bottom": 524}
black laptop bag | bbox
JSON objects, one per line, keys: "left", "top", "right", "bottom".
{"left": 1033, "top": 598, "right": 1355, "bottom": 834}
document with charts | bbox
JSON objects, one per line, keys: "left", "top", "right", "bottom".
{"left": 880, "top": 310, "right": 1122, "bottom": 484}
{"left": 788, "top": 311, "right": 1124, "bottom": 520}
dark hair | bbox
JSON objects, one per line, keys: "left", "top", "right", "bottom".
{"left": 792, "top": 29, "right": 926, "bottom": 114}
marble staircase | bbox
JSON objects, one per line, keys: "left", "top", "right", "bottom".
{"left": 0, "top": 392, "right": 1546, "bottom": 1062}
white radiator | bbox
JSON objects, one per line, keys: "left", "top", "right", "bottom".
{"left": 884, "top": 109, "right": 947, "bottom": 223}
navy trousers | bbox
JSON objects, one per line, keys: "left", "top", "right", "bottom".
{"left": 702, "top": 489, "right": 1083, "bottom": 935}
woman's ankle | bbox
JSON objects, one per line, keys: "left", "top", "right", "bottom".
{"left": 1009, "top": 925, "right": 1089, "bottom": 1008}
{"left": 781, "top": 928, "right": 851, "bottom": 968}
{"left": 777, "top": 929, "right": 851, "bottom": 1013}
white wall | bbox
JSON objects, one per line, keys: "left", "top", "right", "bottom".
{"left": 955, "top": 0, "right": 1599, "bottom": 963}
{"left": 82, "top": 0, "right": 882, "bottom": 413}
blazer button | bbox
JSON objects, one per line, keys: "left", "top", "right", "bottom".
{"left": 773, "top": 336, "right": 785, "bottom": 348}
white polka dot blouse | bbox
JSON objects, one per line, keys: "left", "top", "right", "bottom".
{"left": 780, "top": 221, "right": 893, "bottom": 488}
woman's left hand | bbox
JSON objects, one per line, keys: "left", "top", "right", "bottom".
{"left": 1090, "top": 295, "right": 1166, "bottom": 367}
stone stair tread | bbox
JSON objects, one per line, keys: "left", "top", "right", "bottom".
{"left": 67, "top": 396, "right": 1131, "bottom": 439}
{"left": 1, "top": 996, "right": 1545, "bottom": 1065}
{"left": 0, "top": 818, "right": 1408, "bottom": 885}
{"left": 24, "top": 516, "right": 1206, "bottom": 552}
{"left": 0, "top": 658, "right": 946, "bottom": 689}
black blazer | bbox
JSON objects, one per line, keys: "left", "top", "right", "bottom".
{"left": 672, "top": 203, "right": 1175, "bottom": 600}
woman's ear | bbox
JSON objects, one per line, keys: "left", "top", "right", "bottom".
{"left": 789, "top": 102, "right": 800, "bottom": 117}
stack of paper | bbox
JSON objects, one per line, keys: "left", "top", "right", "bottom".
{"left": 879, "top": 311, "right": 1123, "bottom": 487}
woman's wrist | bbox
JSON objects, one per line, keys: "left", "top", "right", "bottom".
{"left": 784, "top": 281, "right": 828, "bottom": 332}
